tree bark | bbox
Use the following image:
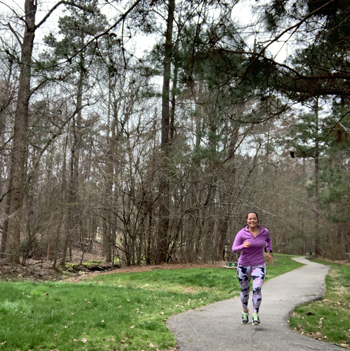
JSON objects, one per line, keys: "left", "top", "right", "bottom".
{"left": 61, "top": 69, "right": 84, "bottom": 265}
{"left": 6, "top": 0, "right": 37, "bottom": 263}
{"left": 314, "top": 98, "right": 320, "bottom": 256}
{"left": 157, "top": 0, "right": 175, "bottom": 264}
{"left": 102, "top": 74, "right": 115, "bottom": 263}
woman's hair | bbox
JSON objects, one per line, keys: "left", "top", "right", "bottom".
{"left": 246, "top": 212, "right": 259, "bottom": 221}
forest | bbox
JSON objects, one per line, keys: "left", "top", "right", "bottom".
{"left": 0, "top": 0, "right": 349, "bottom": 266}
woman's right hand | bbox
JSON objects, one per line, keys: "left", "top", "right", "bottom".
{"left": 243, "top": 240, "right": 251, "bottom": 249}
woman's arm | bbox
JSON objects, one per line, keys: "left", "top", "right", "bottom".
{"left": 265, "top": 229, "right": 273, "bottom": 262}
{"left": 232, "top": 231, "right": 245, "bottom": 253}
{"left": 265, "top": 230, "right": 272, "bottom": 252}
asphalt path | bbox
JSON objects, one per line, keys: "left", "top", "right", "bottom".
{"left": 166, "top": 257, "right": 345, "bottom": 351}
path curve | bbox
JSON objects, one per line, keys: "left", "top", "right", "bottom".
{"left": 166, "top": 257, "right": 344, "bottom": 351}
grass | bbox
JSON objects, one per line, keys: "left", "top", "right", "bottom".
{"left": 0, "top": 254, "right": 302, "bottom": 351}
{"left": 289, "top": 259, "right": 350, "bottom": 349}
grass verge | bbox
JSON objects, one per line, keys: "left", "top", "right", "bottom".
{"left": 289, "top": 259, "right": 350, "bottom": 349}
{"left": 0, "top": 255, "right": 302, "bottom": 351}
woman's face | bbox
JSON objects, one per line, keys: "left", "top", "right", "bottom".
{"left": 246, "top": 213, "right": 258, "bottom": 228}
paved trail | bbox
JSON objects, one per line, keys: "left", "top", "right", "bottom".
{"left": 167, "top": 257, "right": 344, "bottom": 351}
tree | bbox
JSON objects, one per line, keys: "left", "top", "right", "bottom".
{"left": 156, "top": 0, "right": 175, "bottom": 264}
{"left": 1, "top": 0, "right": 145, "bottom": 263}
{"left": 1, "top": 0, "right": 94, "bottom": 262}
{"left": 43, "top": 0, "right": 108, "bottom": 265}
{"left": 5, "top": 0, "right": 42, "bottom": 263}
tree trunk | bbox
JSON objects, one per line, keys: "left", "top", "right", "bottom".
{"left": 0, "top": 177, "right": 12, "bottom": 257}
{"left": 314, "top": 98, "right": 320, "bottom": 256}
{"left": 157, "top": 0, "right": 174, "bottom": 264}
{"left": 61, "top": 70, "right": 84, "bottom": 265}
{"left": 102, "top": 74, "right": 117, "bottom": 262}
{"left": 6, "top": 0, "right": 36, "bottom": 263}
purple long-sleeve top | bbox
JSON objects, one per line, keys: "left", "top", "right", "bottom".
{"left": 232, "top": 226, "right": 272, "bottom": 266}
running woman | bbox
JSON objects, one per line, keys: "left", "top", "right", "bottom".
{"left": 232, "top": 212, "right": 273, "bottom": 325}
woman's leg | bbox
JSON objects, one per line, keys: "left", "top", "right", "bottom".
{"left": 237, "top": 265, "right": 252, "bottom": 311}
{"left": 251, "top": 264, "right": 266, "bottom": 313}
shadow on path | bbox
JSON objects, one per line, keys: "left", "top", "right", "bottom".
{"left": 167, "top": 257, "right": 344, "bottom": 351}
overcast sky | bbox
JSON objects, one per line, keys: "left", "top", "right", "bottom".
{"left": 0, "top": 0, "right": 291, "bottom": 63}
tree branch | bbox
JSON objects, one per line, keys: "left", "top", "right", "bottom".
{"left": 0, "top": 1, "right": 26, "bottom": 24}
{"left": 0, "top": 135, "right": 14, "bottom": 152}
{"left": 44, "top": 0, "right": 143, "bottom": 69}
{"left": 5, "top": 22, "right": 23, "bottom": 45}
{"left": 0, "top": 187, "right": 13, "bottom": 205}
{"left": 30, "top": 78, "right": 49, "bottom": 97}
{"left": 35, "top": 1, "right": 87, "bottom": 29}
{"left": 26, "top": 102, "right": 90, "bottom": 184}
{"left": 238, "top": 0, "right": 336, "bottom": 84}
{"left": 220, "top": 48, "right": 350, "bottom": 86}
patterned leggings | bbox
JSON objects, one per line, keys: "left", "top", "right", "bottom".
{"left": 237, "top": 264, "right": 266, "bottom": 313}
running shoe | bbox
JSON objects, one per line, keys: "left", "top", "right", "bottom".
{"left": 241, "top": 311, "right": 249, "bottom": 324}
{"left": 252, "top": 313, "right": 260, "bottom": 325}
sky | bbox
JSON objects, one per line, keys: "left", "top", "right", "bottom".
{"left": 231, "top": 0, "right": 291, "bottom": 63}
{"left": 0, "top": 0, "right": 291, "bottom": 63}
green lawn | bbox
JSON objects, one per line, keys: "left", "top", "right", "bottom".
{"left": 289, "top": 259, "right": 350, "bottom": 349}
{"left": 0, "top": 255, "right": 302, "bottom": 351}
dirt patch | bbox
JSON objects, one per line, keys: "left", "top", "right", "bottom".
{"left": 65, "top": 261, "right": 228, "bottom": 283}
{"left": 0, "top": 243, "right": 228, "bottom": 283}
{"left": 329, "top": 269, "right": 341, "bottom": 278}
{"left": 106, "top": 261, "right": 227, "bottom": 273}
{"left": 333, "top": 286, "right": 350, "bottom": 296}
{"left": 317, "top": 257, "right": 350, "bottom": 266}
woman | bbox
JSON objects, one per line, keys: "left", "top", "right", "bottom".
{"left": 232, "top": 212, "right": 272, "bottom": 325}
